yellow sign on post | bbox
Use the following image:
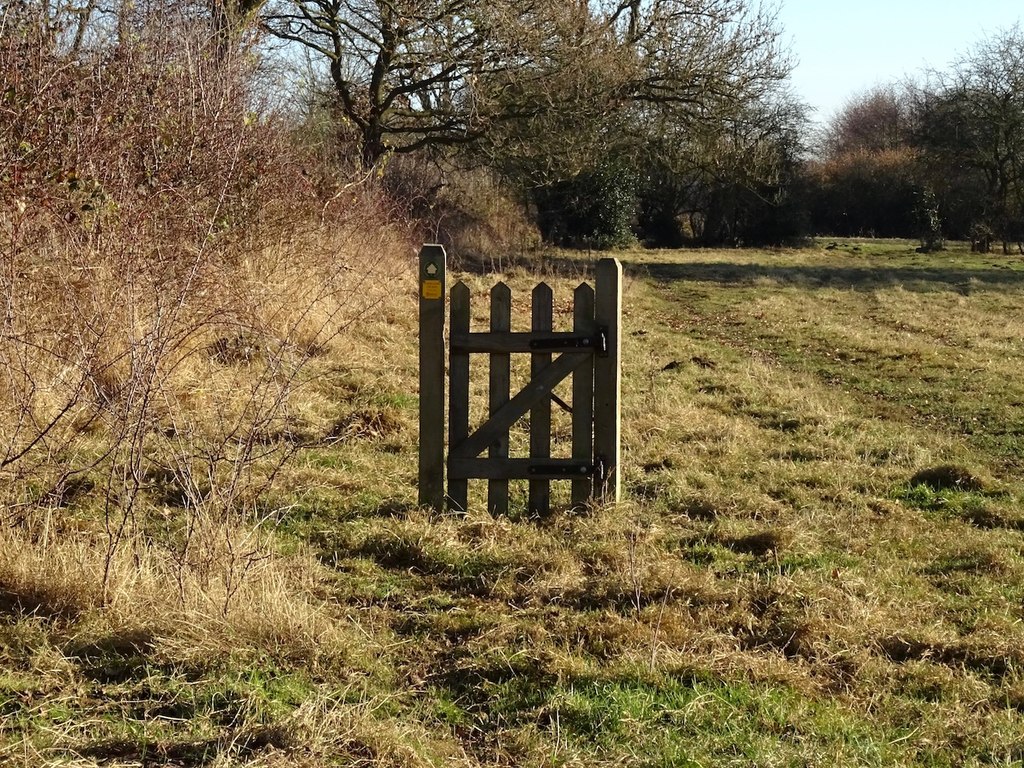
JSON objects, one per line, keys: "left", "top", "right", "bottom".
{"left": 422, "top": 279, "right": 442, "bottom": 300}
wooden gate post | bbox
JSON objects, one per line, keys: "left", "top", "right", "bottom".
{"left": 418, "top": 244, "right": 446, "bottom": 513}
{"left": 594, "top": 258, "right": 622, "bottom": 503}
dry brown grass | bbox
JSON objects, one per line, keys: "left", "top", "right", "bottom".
{"left": 0, "top": 520, "right": 356, "bottom": 663}
{"left": 0, "top": 208, "right": 412, "bottom": 613}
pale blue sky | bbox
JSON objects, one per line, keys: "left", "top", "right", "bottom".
{"left": 777, "top": 0, "right": 1023, "bottom": 123}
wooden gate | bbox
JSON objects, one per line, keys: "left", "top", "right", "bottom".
{"left": 418, "top": 244, "right": 621, "bottom": 515}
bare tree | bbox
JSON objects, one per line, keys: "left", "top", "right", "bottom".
{"left": 916, "top": 25, "right": 1024, "bottom": 252}
{"left": 264, "top": 0, "right": 788, "bottom": 170}
{"left": 262, "top": 0, "right": 565, "bottom": 167}
{"left": 0, "top": 0, "right": 103, "bottom": 56}
{"left": 822, "top": 85, "right": 914, "bottom": 158}
{"left": 605, "top": 0, "right": 788, "bottom": 110}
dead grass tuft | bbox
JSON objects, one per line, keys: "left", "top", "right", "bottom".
{"left": 327, "top": 408, "right": 406, "bottom": 443}
{"left": 279, "top": 698, "right": 476, "bottom": 768}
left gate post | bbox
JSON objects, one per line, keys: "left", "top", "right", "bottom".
{"left": 418, "top": 244, "right": 446, "bottom": 513}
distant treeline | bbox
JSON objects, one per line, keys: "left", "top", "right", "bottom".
{"left": 3, "top": 1, "right": 1022, "bottom": 254}
{"left": 803, "top": 38, "right": 1024, "bottom": 255}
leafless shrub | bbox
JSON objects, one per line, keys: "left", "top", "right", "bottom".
{"left": 0, "top": 5, "right": 411, "bottom": 610}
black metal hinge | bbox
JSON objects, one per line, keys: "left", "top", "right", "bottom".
{"left": 525, "top": 459, "right": 608, "bottom": 481}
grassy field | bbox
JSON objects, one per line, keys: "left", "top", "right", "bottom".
{"left": 3, "top": 238, "right": 1024, "bottom": 766}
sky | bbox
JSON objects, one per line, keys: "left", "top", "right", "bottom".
{"left": 776, "top": 0, "right": 1023, "bottom": 124}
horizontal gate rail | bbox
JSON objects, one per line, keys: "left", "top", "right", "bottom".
{"left": 449, "top": 458, "right": 598, "bottom": 481}
{"left": 450, "top": 330, "right": 607, "bottom": 354}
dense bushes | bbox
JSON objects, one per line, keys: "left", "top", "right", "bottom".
{"left": 806, "top": 148, "right": 921, "bottom": 238}
{"left": 6, "top": 25, "right": 273, "bottom": 236}
{"left": 533, "top": 160, "right": 639, "bottom": 250}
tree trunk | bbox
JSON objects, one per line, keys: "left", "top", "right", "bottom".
{"left": 360, "top": 127, "right": 388, "bottom": 169}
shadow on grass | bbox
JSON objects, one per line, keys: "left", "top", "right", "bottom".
{"left": 630, "top": 260, "right": 1024, "bottom": 293}
{"left": 0, "top": 581, "right": 85, "bottom": 621}
{"left": 877, "top": 636, "right": 1021, "bottom": 678}
{"left": 428, "top": 655, "right": 557, "bottom": 736}
{"left": 77, "top": 726, "right": 290, "bottom": 768}
{"left": 66, "top": 629, "right": 159, "bottom": 683}
{"left": 346, "top": 533, "right": 520, "bottom": 599}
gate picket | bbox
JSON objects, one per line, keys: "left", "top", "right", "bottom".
{"left": 530, "top": 283, "right": 553, "bottom": 515}
{"left": 572, "top": 283, "right": 596, "bottom": 508}
{"left": 488, "top": 283, "right": 511, "bottom": 516}
{"left": 448, "top": 281, "right": 470, "bottom": 513}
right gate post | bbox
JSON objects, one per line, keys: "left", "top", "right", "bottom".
{"left": 593, "top": 258, "right": 622, "bottom": 503}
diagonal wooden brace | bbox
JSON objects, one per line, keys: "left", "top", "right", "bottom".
{"left": 449, "top": 351, "right": 591, "bottom": 460}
